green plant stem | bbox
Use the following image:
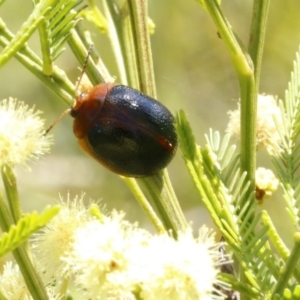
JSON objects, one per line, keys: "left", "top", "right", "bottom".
{"left": 203, "top": 0, "right": 256, "bottom": 203}
{"left": 68, "top": 28, "right": 105, "bottom": 86}
{"left": 244, "top": 0, "right": 270, "bottom": 217}
{"left": 127, "top": 0, "right": 156, "bottom": 96}
{"left": 0, "top": 191, "right": 49, "bottom": 300}
{"left": 138, "top": 171, "right": 188, "bottom": 236}
{"left": 248, "top": 0, "right": 270, "bottom": 86}
{"left": 1, "top": 165, "right": 21, "bottom": 223}
{"left": 201, "top": 1, "right": 261, "bottom": 298}
{"left": 1, "top": 164, "right": 32, "bottom": 255}
{"left": 101, "top": 0, "right": 128, "bottom": 84}
{"left": 119, "top": 18, "right": 140, "bottom": 88}
{"left": 272, "top": 232, "right": 300, "bottom": 297}
{"left": 103, "top": 0, "right": 141, "bottom": 88}
{"left": 124, "top": 0, "right": 186, "bottom": 235}
{"left": 75, "top": 27, "right": 113, "bottom": 83}
{"left": 239, "top": 75, "right": 256, "bottom": 200}
{"left": 122, "top": 177, "right": 166, "bottom": 234}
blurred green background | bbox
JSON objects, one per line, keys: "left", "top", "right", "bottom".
{"left": 0, "top": 0, "right": 299, "bottom": 241}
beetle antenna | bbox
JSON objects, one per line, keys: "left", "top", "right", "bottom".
{"left": 44, "top": 45, "right": 94, "bottom": 136}
{"left": 44, "top": 108, "right": 71, "bottom": 136}
{"left": 75, "top": 44, "right": 94, "bottom": 94}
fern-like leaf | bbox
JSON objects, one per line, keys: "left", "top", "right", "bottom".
{"left": 176, "top": 111, "right": 281, "bottom": 296}
{"left": 205, "top": 129, "right": 240, "bottom": 185}
{"left": 0, "top": 0, "right": 83, "bottom": 72}
{"left": 35, "top": 0, "right": 84, "bottom": 75}
{"left": 272, "top": 233, "right": 300, "bottom": 298}
{"left": 271, "top": 46, "right": 300, "bottom": 228}
{"left": 0, "top": 206, "right": 60, "bottom": 257}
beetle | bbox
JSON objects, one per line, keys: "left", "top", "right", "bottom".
{"left": 70, "top": 82, "right": 178, "bottom": 177}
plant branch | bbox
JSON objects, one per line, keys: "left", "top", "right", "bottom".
{"left": 248, "top": 0, "right": 270, "bottom": 87}
{"left": 138, "top": 171, "right": 188, "bottom": 236}
{"left": 202, "top": 1, "right": 256, "bottom": 205}
{"left": 272, "top": 232, "right": 300, "bottom": 297}
{"left": 122, "top": 177, "right": 166, "bottom": 234}
{"left": 127, "top": 0, "right": 156, "bottom": 97}
{"left": 0, "top": 191, "right": 49, "bottom": 300}
{"left": 101, "top": 0, "right": 128, "bottom": 84}
{"left": 68, "top": 27, "right": 105, "bottom": 85}
{"left": 124, "top": 0, "right": 186, "bottom": 235}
